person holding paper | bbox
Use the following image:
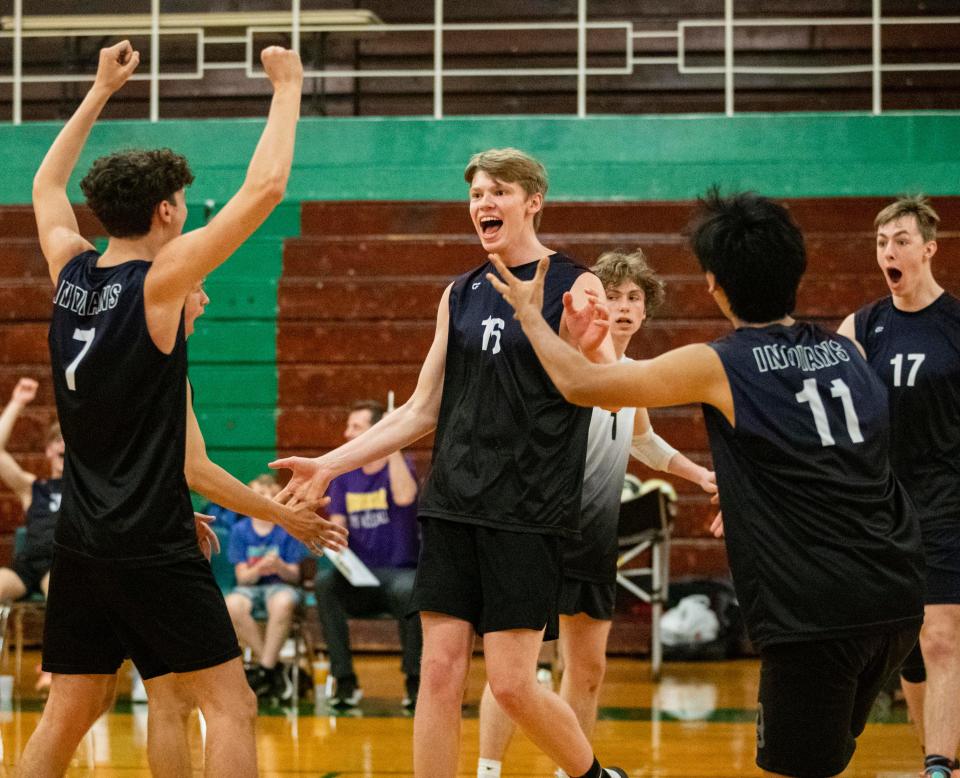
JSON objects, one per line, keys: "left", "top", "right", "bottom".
{"left": 315, "top": 400, "right": 422, "bottom": 709}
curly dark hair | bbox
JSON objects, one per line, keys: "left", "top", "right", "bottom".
{"left": 79, "top": 148, "right": 194, "bottom": 238}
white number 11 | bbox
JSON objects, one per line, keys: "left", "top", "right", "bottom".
{"left": 65, "top": 328, "right": 95, "bottom": 391}
{"left": 795, "top": 378, "right": 864, "bottom": 447}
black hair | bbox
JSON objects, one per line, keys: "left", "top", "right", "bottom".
{"left": 688, "top": 187, "right": 806, "bottom": 323}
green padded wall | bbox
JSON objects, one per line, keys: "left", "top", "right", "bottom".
{"left": 4, "top": 112, "right": 958, "bottom": 480}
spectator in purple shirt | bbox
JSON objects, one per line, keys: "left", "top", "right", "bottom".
{"left": 316, "top": 400, "right": 422, "bottom": 709}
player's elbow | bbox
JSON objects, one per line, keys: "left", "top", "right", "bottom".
{"left": 183, "top": 452, "right": 211, "bottom": 493}
{"left": 246, "top": 174, "right": 287, "bottom": 209}
{"left": 392, "top": 489, "right": 417, "bottom": 508}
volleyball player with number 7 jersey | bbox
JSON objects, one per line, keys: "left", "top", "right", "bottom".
{"left": 489, "top": 188, "right": 924, "bottom": 778}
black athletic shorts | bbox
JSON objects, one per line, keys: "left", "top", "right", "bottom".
{"left": 920, "top": 522, "right": 960, "bottom": 604}
{"left": 756, "top": 622, "right": 919, "bottom": 778}
{"left": 42, "top": 551, "right": 241, "bottom": 680}
{"left": 11, "top": 554, "right": 51, "bottom": 596}
{"left": 409, "top": 517, "right": 563, "bottom": 640}
{"left": 559, "top": 577, "right": 616, "bottom": 621}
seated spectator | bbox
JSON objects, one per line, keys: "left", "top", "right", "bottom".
{"left": 315, "top": 400, "right": 422, "bottom": 709}
{"left": 224, "top": 480, "right": 308, "bottom": 699}
{"left": 201, "top": 474, "right": 279, "bottom": 530}
{"left": 0, "top": 378, "right": 64, "bottom": 692}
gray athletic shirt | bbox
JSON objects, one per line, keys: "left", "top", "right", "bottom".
{"left": 565, "top": 357, "right": 636, "bottom": 583}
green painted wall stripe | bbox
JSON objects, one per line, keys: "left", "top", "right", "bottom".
{"left": 195, "top": 408, "right": 275, "bottom": 448}
{"left": 1, "top": 113, "right": 958, "bottom": 204}
{"left": 189, "top": 366, "right": 275, "bottom": 406}
{"left": 190, "top": 321, "right": 276, "bottom": 363}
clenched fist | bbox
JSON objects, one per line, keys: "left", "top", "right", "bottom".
{"left": 260, "top": 46, "right": 303, "bottom": 90}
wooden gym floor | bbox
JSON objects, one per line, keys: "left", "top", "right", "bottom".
{"left": 0, "top": 651, "right": 921, "bottom": 776}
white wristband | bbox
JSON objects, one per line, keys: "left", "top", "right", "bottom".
{"left": 630, "top": 427, "right": 678, "bottom": 472}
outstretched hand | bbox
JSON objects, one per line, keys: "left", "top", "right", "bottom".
{"left": 486, "top": 254, "right": 548, "bottom": 321}
{"left": 563, "top": 288, "right": 610, "bottom": 355}
{"left": 268, "top": 455, "right": 332, "bottom": 511}
{"left": 94, "top": 40, "right": 140, "bottom": 94}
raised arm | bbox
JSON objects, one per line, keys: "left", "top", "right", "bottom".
{"left": 144, "top": 47, "right": 303, "bottom": 321}
{"left": 387, "top": 452, "right": 418, "bottom": 507}
{"left": 183, "top": 384, "right": 346, "bottom": 551}
{"left": 271, "top": 284, "right": 452, "bottom": 508}
{"left": 0, "top": 379, "right": 40, "bottom": 506}
{"left": 33, "top": 41, "right": 138, "bottom": 283}
{"left": 487, "top": 255, "right": 734, "bottom": 422}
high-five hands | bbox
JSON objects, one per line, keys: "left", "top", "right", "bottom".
{"left": 94, "top": 40, "right": 140, "bottom": 94}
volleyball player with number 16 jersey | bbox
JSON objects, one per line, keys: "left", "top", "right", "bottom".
{"left": 490, "top": 189, "right": 924, "bottom": 778}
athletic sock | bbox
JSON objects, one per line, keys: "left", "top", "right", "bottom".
{"left": 477, "top": 758, "right": 502, "bottom": 777}
{"left": 571, "top": 757, "right": 602, "bottom": 778}
{"left": 924, "top": 754, "right": 954, "bottom": 777}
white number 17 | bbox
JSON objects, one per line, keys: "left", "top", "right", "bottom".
{"left": 65, "top": 328, "right": 95, "bottom": 391}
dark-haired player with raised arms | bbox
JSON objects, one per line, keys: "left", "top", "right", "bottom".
{"left": 489, "top": 189, "right": 924, "bottom": 778}
{"left": 20, "top": 40, "right": 344, "bottom": 778}
{"left": 839, "top": 196, "right": 960, "bottom": 778}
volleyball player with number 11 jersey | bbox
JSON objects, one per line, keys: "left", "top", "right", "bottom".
{"left": 490, "top": 189, "right": 924, "bottom": 778}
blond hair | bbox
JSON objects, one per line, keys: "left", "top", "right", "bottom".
{"left": 45, "top": 422, "right": 62, "bottom": 447}
{"left": 463, "top": 148, "right": 548, "bottom": 229}
{"left": 874, "top": 195, "right": 940, "bottom": 242}
{"left": 591, "top": 248, "right": 666, "bottom": 314}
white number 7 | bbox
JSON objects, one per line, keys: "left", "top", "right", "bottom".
{"left": 65, "top": 328, "right": 95, "bottom": 391}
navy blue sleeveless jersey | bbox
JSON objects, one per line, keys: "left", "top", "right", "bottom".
{"left": 854, "top": 293, "right": 960, "bottom": 528}
{"left": 418, "top": 253, "right": 593, "bottom": 537}
{"left": 48, "top": 251, "right": 196, "bottom": 563}
{"left": 703, "top": 322, "right": 923, "bottom": 649}
{"left": 19, "top": 477, "right": 62, "bottom": 563}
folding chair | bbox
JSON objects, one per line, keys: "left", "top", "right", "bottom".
{"left": 616, "top": 476, "right": 677, "bottom": 681}
{"left": 0, "top": 526, "right": 46, "bottom": 695}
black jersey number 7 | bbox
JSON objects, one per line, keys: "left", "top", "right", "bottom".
{"left": 65, "top": 327, "right": 95, "bottom": 392}
{"left": 795, "top": 377, "right": 864, "bottom": 447}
